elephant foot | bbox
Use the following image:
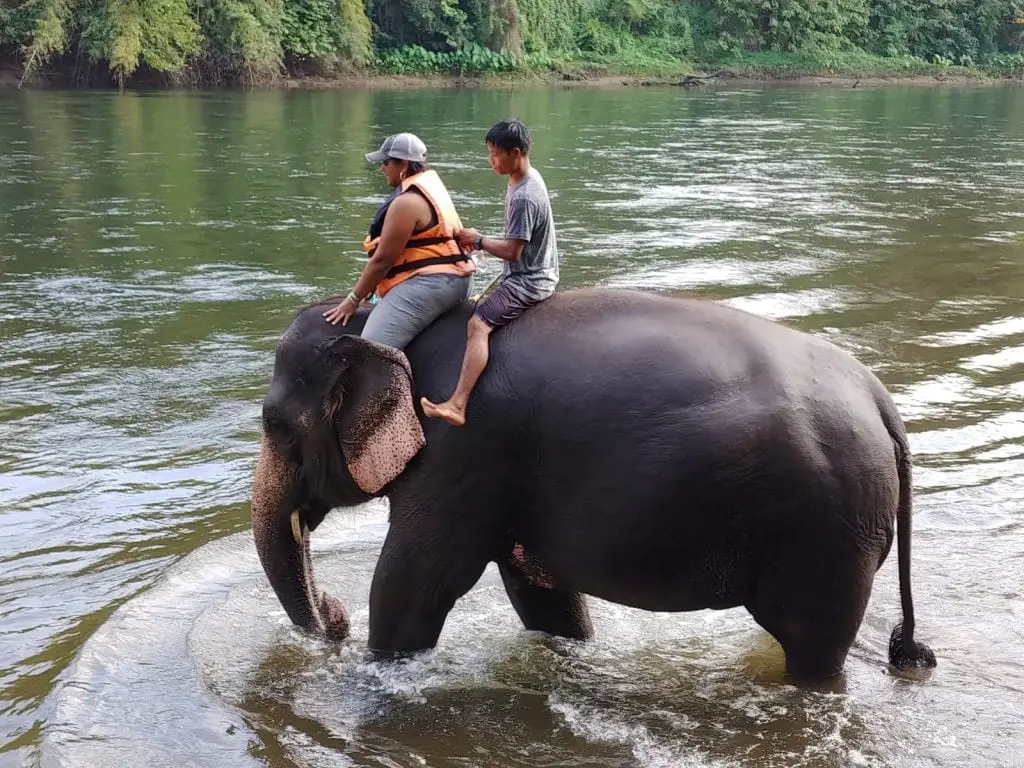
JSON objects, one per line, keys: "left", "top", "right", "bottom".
{"left": 318, "top": 592, "right": 350, "bottom": 641}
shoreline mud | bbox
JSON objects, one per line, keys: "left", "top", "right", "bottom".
{"left": 3, "top": 63, "right": 1020, "bottom": 92}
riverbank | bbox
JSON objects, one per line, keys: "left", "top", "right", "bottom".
{"left": 280, "top": 68, "right": 1015, "bottom": 92}
{"left": 2, "top": 53, "right": 1021, "bottom": 91}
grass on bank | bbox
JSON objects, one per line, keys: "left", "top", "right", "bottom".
{"left": 365, "top": 44, "right": 1024, "bottom": 83}
{"left": 367, "top": 36, "right": 698, "bottom": 79}
{"left": 714, "top": 49, "right": 1024, "bottom": 79}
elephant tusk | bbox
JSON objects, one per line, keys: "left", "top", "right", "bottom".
{"left": 290, "top": 510, "right": 304, "bottom": 546}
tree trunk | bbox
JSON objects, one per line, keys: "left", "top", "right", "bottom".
{"left": 492, "top": 0, "right": 521, "bottom": 58}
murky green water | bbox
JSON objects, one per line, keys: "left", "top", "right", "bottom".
{"left": 2, "top": 84, "right": 1023, "bottom": 767}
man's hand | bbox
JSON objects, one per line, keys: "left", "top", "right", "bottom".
{"left": 456, "top": 228, "right": 480, "bottom": 250}
{"left": 323, "top": 296, "right": 359, "bottom": 326}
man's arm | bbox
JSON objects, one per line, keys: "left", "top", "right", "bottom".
{"left": 461, "top": 194, "right": 534, "bottom": 263}
{"left": 476, "top": 235, "right": 525, "bottom": 263}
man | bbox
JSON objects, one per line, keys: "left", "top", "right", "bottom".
{"left": 421, "top": 118, "right": 558, "bottom": 427}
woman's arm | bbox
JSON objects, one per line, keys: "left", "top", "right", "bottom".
{"left": 324, "top": 194, "right": 421, "bottom": 325}
{"left": 352, "top": 194, "right": 421, "bottom": 298}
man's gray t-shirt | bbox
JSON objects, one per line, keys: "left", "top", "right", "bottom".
{"left": 502, "top": 167, "right": 558, "bottom": 301}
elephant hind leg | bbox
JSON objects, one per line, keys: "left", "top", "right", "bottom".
{"left": 498, "top": 560, "right": 594, "bottom": 641}
{"left": 757, "top": 616, "right": 856, "bottom": 680}
{"left": 747, "top": 560, "right": 874, "bottom": 680}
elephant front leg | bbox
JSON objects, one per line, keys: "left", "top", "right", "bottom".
{"left": 498, "top": 560, "right": 594, "bottom": 641}
{"left": 367, "top": 527, "right": 490, "bottom": 655}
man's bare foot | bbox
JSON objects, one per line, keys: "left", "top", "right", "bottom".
{"left": 421, "top": 397, "right": 467, "bottom": 427}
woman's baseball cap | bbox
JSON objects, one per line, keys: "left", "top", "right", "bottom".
{"left": 366, "top": 133, "right": 428, "bottom": 163}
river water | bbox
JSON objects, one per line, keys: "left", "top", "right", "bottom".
{"left": 1, "top": 84, "right": 1023, "bottom": 767}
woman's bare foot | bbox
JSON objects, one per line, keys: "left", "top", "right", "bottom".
{"left": 421, "top": 397, "right": 467, "bottom": 427}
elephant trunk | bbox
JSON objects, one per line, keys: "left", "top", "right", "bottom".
{"left": 251, "top": 437, "right": 350, "bottom": 641}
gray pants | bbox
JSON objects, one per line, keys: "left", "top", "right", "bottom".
{"left": 361, "top": 273, "right": 473, "bottom": 350}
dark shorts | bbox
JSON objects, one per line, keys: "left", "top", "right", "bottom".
{"left": 474, "top": 280, "right": 545, "bottom": 329}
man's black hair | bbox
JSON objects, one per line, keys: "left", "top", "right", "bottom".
{"left": 485, "top": 118, "right": 531, "bottom": 155}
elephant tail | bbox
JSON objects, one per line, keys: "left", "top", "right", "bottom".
{"left": 886, "top": 420, "right": 938, "bottom": 670}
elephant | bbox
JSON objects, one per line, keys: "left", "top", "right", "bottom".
{"left": 250, "top": 287, "right": 937, "bottom": 679}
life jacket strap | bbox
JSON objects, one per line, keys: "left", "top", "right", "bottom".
{"left": 367, "top": 235, "right": 457, "bottom": 258}
{"left": 384, "top": 253, "right": 471, "bottom": 280}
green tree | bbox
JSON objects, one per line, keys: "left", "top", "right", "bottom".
{"left": 3, "top": 0, "right": 1023, "bottom": 85}
{"left": 700, "top": 0, "right": 869, "bottom": 53}
{"left": 366, "top": 0, "right": 469, "bottom": 49}
{"left": 80, "top": 0, "right": 200, "bottom": 84}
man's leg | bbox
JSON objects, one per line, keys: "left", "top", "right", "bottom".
{"left": 422, "top": 281, "right": 535, "bottom": 427}
{"left": 421, "top": 316, "right": 492, "bottom": 427}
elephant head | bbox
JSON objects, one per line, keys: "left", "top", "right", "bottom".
{"left": 251, "top": 331, "right": 426, "bottom": 640}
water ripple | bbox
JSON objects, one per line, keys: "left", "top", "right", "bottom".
{"left": 1, "top": 85, "right": 1023, "bottom": 765}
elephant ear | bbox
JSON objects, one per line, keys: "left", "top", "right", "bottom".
{"left": 322, "top": 335, "right": 426, "bottom": 495}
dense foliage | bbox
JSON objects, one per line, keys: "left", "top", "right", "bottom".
{"left": 1, "top": 0, "right": 1022, "bottom": 85}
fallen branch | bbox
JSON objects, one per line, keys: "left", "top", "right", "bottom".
{"left": 676, "top": 69, "right": 725, "bottom": 86}
{"left": 18, "top": 48, "right": 39, "bottom": 90}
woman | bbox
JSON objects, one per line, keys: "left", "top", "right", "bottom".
{"left": 324, "top": 132, "right": 476, "bottom": 349}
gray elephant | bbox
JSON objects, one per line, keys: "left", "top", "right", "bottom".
{"left": 251, "top": 287, "right": 936, "bottom": 679}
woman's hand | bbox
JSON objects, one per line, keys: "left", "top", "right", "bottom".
{"left": 323, "top": 296, "right": 359, "bottom": 326}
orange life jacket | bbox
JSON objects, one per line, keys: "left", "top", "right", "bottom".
{"left": 363, "top": 169, "right": 475, "bottom": 298}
